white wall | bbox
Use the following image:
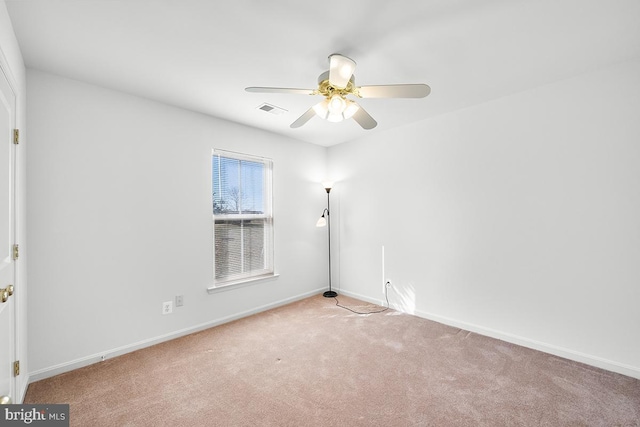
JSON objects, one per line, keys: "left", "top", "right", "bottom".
{"left": 0, "top": 0, "right": 28, "bottom": 401}
{"left": 26, "top": 69, "right": 329, "bottom": 377}
{"left": 328, "top": 58, "right": 640, "bottom": 378}
{"left": 21, "top": 42, "right": 640, "bottom": 382}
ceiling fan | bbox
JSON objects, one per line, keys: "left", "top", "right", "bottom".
{"left": 246, "top": 54, "right": 431, "bottom": 130}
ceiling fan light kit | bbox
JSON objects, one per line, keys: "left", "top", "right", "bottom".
{"left": 313, "top": 97, "right": 359, "bottom": 123}
{"left": 246, "top": 53, "right": 430, "bottom": 129}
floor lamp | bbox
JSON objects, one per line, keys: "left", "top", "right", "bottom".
{"left": 316, "top": 185, "right": 337, "bottom": 298}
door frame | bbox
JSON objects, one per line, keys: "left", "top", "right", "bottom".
{"left": 0, "top": 46, "right": 20, "bottom": 404}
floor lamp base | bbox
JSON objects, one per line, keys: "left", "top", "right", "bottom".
{"left": 323, "top": 290, "right": 338, "bottom": 298}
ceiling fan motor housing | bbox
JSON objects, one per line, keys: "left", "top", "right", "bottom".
{"left": 317, "top": 71, "right": 358, "bottom": 98}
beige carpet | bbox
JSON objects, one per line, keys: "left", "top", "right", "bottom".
{"left": 25, "top": 294, "right": 640, "bottom": 426}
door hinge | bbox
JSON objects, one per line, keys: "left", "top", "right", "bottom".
{"left": 13, "top": 129, "right": 19, "bottom": 145}
{"left": 13, "top": 361, "right": 20, "bottom": 376}
{"left": 12, "top": 244, "right": 19, "bottom": 260}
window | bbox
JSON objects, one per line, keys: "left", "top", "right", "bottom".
{"left": 212, "top": 150, "right": 274, "bottom": 286}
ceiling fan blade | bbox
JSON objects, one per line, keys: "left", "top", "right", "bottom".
{"left": 290, "top": 107, "right": 317, "bottom": 128}
{"left": 245, "top": 87, "right": 315, "bottom": 95}
{"left": 328, "top": 54, "right": 356, "bottom": 89}
{"left": 351, "top": 104, "right": 377, "bottom": 130}
{"left": 358, "top": 84, "right": 431, "bottom": 98}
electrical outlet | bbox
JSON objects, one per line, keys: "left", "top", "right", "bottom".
{"left": 176, "top": 295, "right": 183, "bottom": 307}
{"left": 162, "top": 301, "right": 173, "bottom": 314}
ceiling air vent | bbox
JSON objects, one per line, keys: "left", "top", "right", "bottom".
{"left": 257, "top": 103, "right": 287, "bottom": 115}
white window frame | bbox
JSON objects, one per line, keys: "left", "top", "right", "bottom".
{"left": 210, "top": 149, "right": 275, "bottom": 290}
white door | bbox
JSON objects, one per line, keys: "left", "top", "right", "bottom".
{"left": 0, "top": 65, "right": 17, "bottom": 404}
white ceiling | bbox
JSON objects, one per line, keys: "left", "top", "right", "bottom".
{"left": 6, "top": 0, "right": 640, "bottom": 146}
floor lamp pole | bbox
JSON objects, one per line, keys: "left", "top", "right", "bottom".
{"left": 323, "top": 187, "right": 337, "bottom": 298}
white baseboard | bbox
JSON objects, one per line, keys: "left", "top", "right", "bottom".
{"left": 338, "top": 289, "right": 640, "bottom": 380}
{"left": 29, "top": 287, "right": 325, "bottom": 383}
{"left": 28, "top": 286, "right": 640, "bottom": 384}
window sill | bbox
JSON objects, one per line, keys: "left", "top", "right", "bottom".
{"left": 207, "top": 273, "right": 280, "bottom": 294}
